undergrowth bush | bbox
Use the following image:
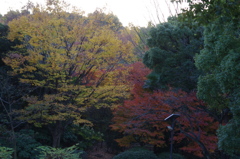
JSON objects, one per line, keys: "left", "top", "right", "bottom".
{"left": 157, "top": 152, "right": 186, "bottom": 159}
{"left": 16, "top": 129, "right": 42, "bottom": 159}
{"left": 36, "top": 144, "right": 83, "bottom": 159}
{"left": 63, "top": 125, "right": 103, "bottom": 150}
{"left": 0, "top": 146, "right": 13, "bottom": 159}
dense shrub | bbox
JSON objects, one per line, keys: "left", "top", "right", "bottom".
{"left": 36, "top": 144, "right": 83, "bottom": 159}
{"left": 157, "top": 152, "right": 186, "bottom": 159}
{"left": 0, "top": 129, "right": 41, "bottom": 159}
{"left": 0, "top": 146, "right": 13, "bottom": 159}
{"left": 62, "top": 125, "right": 103, "bottom": 150}
{"left": 113, "top": 148, "right": 158, "bottom": 159}
{"left": 16, "top": 129, "right": 42, "bottom": 159}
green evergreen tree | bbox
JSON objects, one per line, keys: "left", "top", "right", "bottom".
{"left": 143, "top": 17, "right": 203, "bottom": 91}
{"left": 195, "top": 19, "right": 240, "bottom": 156}
{"left": 178, "top": 0, "right": 240, "bottom": 156}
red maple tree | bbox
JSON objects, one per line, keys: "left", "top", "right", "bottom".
{"left": 111, "top": 62, "right": 218, "bottom": 158}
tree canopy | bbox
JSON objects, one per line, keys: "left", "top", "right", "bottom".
{"left": 195, "top": 14, "right": 240, "bottom": 157}
{"left": 1, "top": 0, "right": 240, "bottom": 158}
{"left": 4, "top": 0, "right": 134, "bottom": 148}
{"left": 143, "top": 17, "right": 203, "bottom": 92}
{"left": 178, "top": 0, "right": 240, "bottom": 156}
{"left": 111, "top": 62, "right": 218, "bottom": 158}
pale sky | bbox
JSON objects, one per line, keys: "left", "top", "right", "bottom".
{"left": 0, "top": 0, "right": 188, "bottom": 27}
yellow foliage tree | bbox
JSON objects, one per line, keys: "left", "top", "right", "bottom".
{"left": 4, "top": 0, "right": 134, "bottom": 147}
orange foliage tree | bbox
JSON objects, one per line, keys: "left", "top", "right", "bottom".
{"left": 111, "top": 62, "right": 218, "bottom": 158}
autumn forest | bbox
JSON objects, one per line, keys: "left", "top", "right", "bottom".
{"left": 0, "top": 0, "right": 239, "bottom": 159}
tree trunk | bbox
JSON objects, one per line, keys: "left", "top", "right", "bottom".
{"left": 198, "top": 140, "right": 211, "bottom": 159}
{"left": 9, "top": 115, "right": 17, "bottom": 159}
{"left": 48, "top": 121, "right": 64, "bottom": 148}
{"left": 11, "top": 129, "right": 17, "bottom": 159}
{"left": 52, "top": 132, "right": 62, "bottom": 148}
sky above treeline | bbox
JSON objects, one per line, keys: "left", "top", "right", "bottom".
{"left": 1, "top": 0, "right": 188, "bottom": 27}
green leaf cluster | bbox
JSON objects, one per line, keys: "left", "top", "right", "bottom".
{"left": 195, "top": 19, "right": 240, "bottom": 156}
{"left": 177, "top": 0, "right": 240, "bottom": 25}
{"left": 217, "top": 119, "right": 240, "bottom": 156}
{"left": 195, "top": 20, "right": 240, "bottom": 109}
{"left": 0, "top": 146, "right": 13, "bottom": 159}
{"left": 16, "top": 129, "right": 42, "bottom": 159}
{"left": 63, "top": 125, "right": 103, "bottom": 150}
{"left": 36, "top": 144, "right": 83, "bottom": 159}
{"left": 187, "top": 0, "right": 240, "bottom": 155}
{"left": 143, "top": 17, "right": 203, "bottom": 91}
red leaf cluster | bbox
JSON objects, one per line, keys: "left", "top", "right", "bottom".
{"left": 111, "top": 62, "right": 218, "bottom": 157}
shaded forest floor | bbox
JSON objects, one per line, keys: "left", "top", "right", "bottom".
{"left": 86, "top": 143, "right": 115, "bottom": 159}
